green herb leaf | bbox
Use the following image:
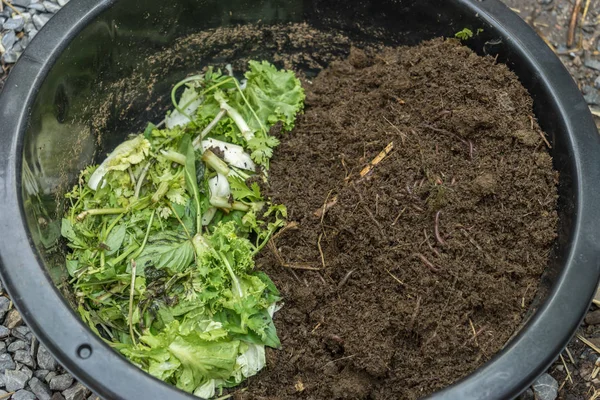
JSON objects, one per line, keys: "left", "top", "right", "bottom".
{"left": 134, "top": 231, "right": 195, "bottom": 275}
{"left": 104, "top": 224, "right": 126, "bottom": 256}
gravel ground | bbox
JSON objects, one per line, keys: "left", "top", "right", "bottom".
{"left": 0, "top": 282, "right": 97, "bottom": 400}
{"left": 1, "top": 0, "right": 600, "bottom": 399}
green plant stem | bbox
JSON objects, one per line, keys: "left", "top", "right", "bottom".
{"left": 202, "top": 150, "right": 230, "bottom": 176}
{"left": 128, "top": 259, "right": 137, "bottom": 346}
{"left": 171, "top": 77, "right": 235, "bottom": 127}
{"left": 192, "top": 109, "right": 227, "bottom": 149}
{"left": 219, "top": 253, "right": 243, "bottom": 298}
{"left": 134, "top": 162, "right": 152, "bottom": 199}
{"left": 77, "top": 208, "right": 127, "bottom": 221}
{"left": 233, "top": 79, "right": 267, "bottom": 135}
{"left": 105, "top": 213, "right": 125, "bottom": 237}
{"left": 169, "top": 203, "right": 192, "bottom": 241}
{"left": 231, "top": 202, "right": 249, "bottom": 212}
{"left": 161, "top": 150, "right": 186, "bottom": 165}
{"left": 170, "top": 75, "right": 205, "bottom": 118}
{"left": 152, "top": 181, "right": 170, "bottom": 203}
{"left": 110, "top": 245, "right": 139, "bottom": 266}
{"left": 210, "top": 197, "right": 231, "bottom": 210}
{"left": 132, "top": 210, "right": 155, "bottom": 260}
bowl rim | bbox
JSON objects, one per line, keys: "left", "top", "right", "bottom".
{"left": 0, "top": 0, "right": 599, "bottom": 399}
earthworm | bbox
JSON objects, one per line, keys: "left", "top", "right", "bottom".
{"left": 416, "top": 253, "right": 440, "bottom": 273}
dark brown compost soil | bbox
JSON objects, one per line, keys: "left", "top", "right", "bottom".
{"left": 239, "top": 39, "right": 558, "bottom": 399}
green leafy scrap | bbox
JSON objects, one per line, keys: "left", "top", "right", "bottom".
{"left": 61, "top": 60, "right": 304, "bottom": 398}
{"left": 455, "top": 28, "right": 474, "bottom": 41}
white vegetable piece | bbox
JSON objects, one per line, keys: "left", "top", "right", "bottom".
{"left": 236, "top": 343, "right": 266, "bottom": 379}
{"left": 201, "top": 207, "right": 217, "bottom": 226}
{"left": 201, "top": 138, "right": 256, "bottom": 172}
{"left": 194, "top": 379, "right": 225, "bottom": 399}
{"left": 214, "top": 91, "right": 254, "bottom": 141}
{"left": 268, "top": 302, "right": 283, "bottom": 318}
{"left": 208, "top": 173, "right": 231, "bottom": 208}
{"left": 165, "top": 86, "right": 203, "bottom": 129}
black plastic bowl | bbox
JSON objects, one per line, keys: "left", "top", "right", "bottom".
{"left": 1, "top": 0, "right": 599, "bottom": 399}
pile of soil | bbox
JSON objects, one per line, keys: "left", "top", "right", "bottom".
{"left": 241, "top": 39, "right": 558, "bottom": 399}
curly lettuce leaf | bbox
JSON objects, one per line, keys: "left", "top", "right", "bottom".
{"left": 88, "top": 134, "right": 150, "bottom": 190}
{"left": 242, "top": 60, "right": 305, "bottom": 132}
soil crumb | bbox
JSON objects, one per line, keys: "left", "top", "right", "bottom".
{"left": 240, "top": 39, "right": 558, "bottom": 399}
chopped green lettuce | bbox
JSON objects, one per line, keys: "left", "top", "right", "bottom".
{"left": 61, "top": 60, "right": 303, "bottom": 398}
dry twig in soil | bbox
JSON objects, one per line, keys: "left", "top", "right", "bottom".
{"left": 1, "top": 0, "right": 22, "bottom": 16}
{"left": 578, "top": 334, "right": 600, "bottom": 353}
{"left": 568, "top": 0, "right": 583, "bottom": 48}
{"left": 384, "top": 268, "right": 406, "bottom": 287}
{"left": 359, "top": 141, "right": 394, "bottom": 177}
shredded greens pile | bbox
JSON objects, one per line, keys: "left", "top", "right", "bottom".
{"left": 61, "top": 61, "right": 305, "bottom": 398}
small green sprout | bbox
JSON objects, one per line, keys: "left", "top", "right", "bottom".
{"left": 455, "top": 28, "right": 474, "bottom": 41}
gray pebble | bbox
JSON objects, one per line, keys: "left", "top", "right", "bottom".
{"left": 12, "top": 326, "right": 31, "bottom": 342}
{"left": 49, "top": 373, "right": 73, "bottom": 391}
{"left": 43, "top": 1, "right": 61, "bottom": 13}
{"left": 28, "top": 3, "right": 46, "bottom": 12}
{"left": 0, "top": 297, "right": 10, "bottom": 323}
{"left": 32, "top": 13, "right": 51, "bottom": 30}
{"left": 14, "top": 350, "right": 34, "bottom": 368}
{"left": 19, "top": 36, "right": 31, "bottom": 48}
{"left": 1, "top": 49, "right": 19, "bottom": 64}
{"left": 87, "top": 395, "right": 100, "bottom": 400}
{"left": 37, "top": 345, "right": 58, "bottom": 371}
{"left": 19, "top": 366, "right": 32, "bottom": 381}
{"left": 12, "top": 390, "right": 36, "bottom": 400}
{"left": 0, "top": 326, "right": 9, "bottom": 340}
{"left": 3, "top": 16, "right": 25, "bottom": 31}
{"left": 532, "top": 373, "right": 558, "bottom": 400}
{"left": 57, "top": 0, "right": 69, "bottom": 5}
{"left": 537, "top": 0, "right": 553, "bottom": 4}
{"left": 33, "top": 369, "right": 49, "bottom": 381}
{"left": 63, "top": 383, "right": 90, "bottom": 400}
{"left": 11, "top": 5, "right": 26, "bottom": 12}
{"left": 52, "top": 393, "right": 66, "bottom": 400}
{"left": 11, "top": 0, "right": 32, "bottom": 7}
{"left": 29, "top": 377, "right": 52, "bottom": 400}
{"left": 0, "top": 342, "right": 7, "bottom": 354}
{"left": 594, "top": 76, "right": 600, "bottom": 90}
{"left": 4, "top": 369, "right": 29, "bottom": 392}
{"left": 584, "top": 57, "right": 600, "bottom": 72}
{"left": 0, "top": 49, "right": 20, "bottom": 61}
{"left": 20, "top": 12, "right": 32, "bottom": 23}
{"left": 0, "top": 352, "right": 15, "bottom": 373}
{"left": 584, "top": 90, "right": 600, "bottom": 106}
{"left": 1, "top": 31, "right": 16, "bottom": 52}
{"left": 28, "top": 29, "right": 38, "bottom": 39}
{"left": 24, "top": 21, "right": 35, "bottom": 33}
{"left": 11, "top": 43, "right": 24, "bottom": 53}
{"left": 44, "top": 370, "right": 57, "bottom": 384}
{"left": 8, "top": 340, "right": 29, "bottom": 353}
